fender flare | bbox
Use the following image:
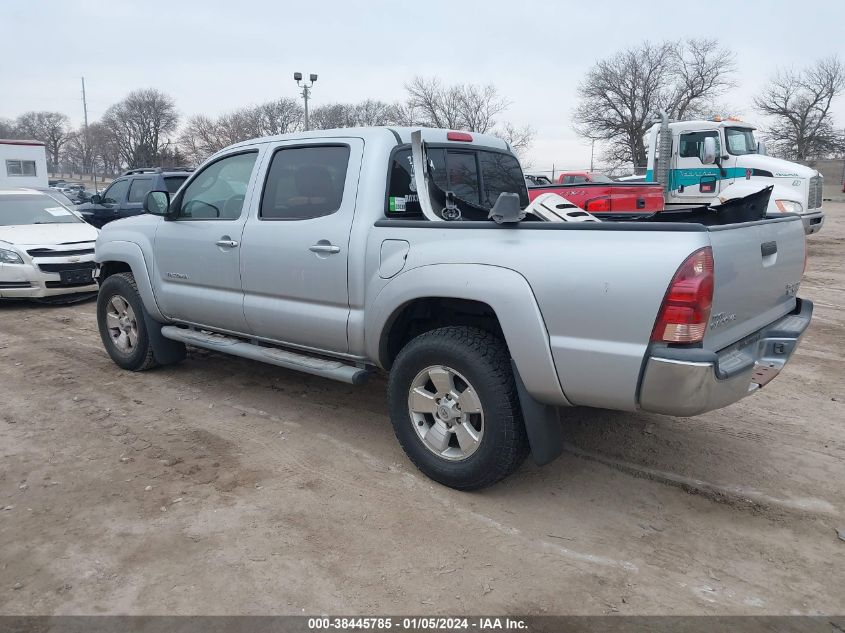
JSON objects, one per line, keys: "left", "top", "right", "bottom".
{"left": 366, "top": 263, "right": 567, "bottom": 406}
{"left": 96, "top": 240, "right": 165, "bottom": 322}
{"left": 366, "top": 263, "right": 569, "bottom": 465}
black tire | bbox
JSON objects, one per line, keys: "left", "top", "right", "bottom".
{"left": 97, "top": 273, "right": 159, "bottom": 371}
{"left": 388, "top": 326, "right": 529, "bottom": 490}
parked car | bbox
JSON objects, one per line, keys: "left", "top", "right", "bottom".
{"left": 95, "top": 127, "right": 811, "bottom": 490}
{"left": 553, "top": 171, "right": 615, "bottom": 184}
{"left": 524, "top": 174, "right": 552, "bottom": 186}
{"left": 526, "top": 177, "right": 666, "bottom": 213}
{"left": 0, "top": 189, "right": 98, "bottom": 299}
{"left": 77, "top": 167, "right": 192, "bottom": 228}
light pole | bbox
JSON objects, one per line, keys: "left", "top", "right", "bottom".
{"left": 294, "top": 72, "right": 318, "bottom": 131}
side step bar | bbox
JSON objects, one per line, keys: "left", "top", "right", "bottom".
{"left": 160, "top": 326, "right": 370, "bottom": 385}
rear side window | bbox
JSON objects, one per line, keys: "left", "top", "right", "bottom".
{"left": 164, "top": 176, "right": 187, "bottom": 194}
{"left": 127, "top": 178, "right": 153, "bottom": 203}
{"left": 386, "top": 147, "right": 527, "bottom": 217}
{"left": 260, "top": 145, "right": 350, "bottom": 220}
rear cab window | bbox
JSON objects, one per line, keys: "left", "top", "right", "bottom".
{"left": 386, "top": 145, "right": 527, "bottom": 218}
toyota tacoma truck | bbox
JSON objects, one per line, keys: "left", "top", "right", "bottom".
{"left": 94, "top": 127, "right": 812, "bottom": 490}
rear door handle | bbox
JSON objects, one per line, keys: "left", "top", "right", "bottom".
{"left": 215, "top": 239, "right": 239, "bottom": 248}
{"left": 309, "top": 243, "right": 341, "bottom": 254}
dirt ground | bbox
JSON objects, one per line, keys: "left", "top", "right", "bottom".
{"left": 1, "top": 205, "right": 843, "bottom": 616}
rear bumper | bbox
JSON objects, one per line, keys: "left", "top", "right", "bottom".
{"left": 801, "top": 210, "right": 824, "bottom": 235}
{"left": 638, "top": 298, "right": 813, "bottom": 417}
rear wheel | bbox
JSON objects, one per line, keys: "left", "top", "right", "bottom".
{"left": 388, "top": 326, "right": 529, "bottom": 490}
{"left": 97, "top": 273, "right": 157, "bottom": 371}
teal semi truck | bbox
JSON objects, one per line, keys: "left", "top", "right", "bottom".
{"left": 645, "top": 116, "right": 825, "bottom": 234}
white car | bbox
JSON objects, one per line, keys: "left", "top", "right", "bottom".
{"left": 0, "top": 189, "right": 99, "bottom": 299}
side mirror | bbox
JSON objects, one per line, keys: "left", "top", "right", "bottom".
{"left": 144, "top": 190, "right": 171, "bottom": 216}
{"left": 702, "top": 137, "right": 717, "bottom": 165}
{"left": 757, "top": 141, "right": 767, "bottom": 156}
{"left": 90, "top": 194, "right": 102, "bottom": 204}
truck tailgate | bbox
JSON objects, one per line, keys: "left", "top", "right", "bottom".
{"left": 704, "top": 216, "right": 806, "bottom": 351}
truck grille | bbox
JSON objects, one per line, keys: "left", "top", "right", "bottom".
{"left": 27, "top": 247, "right": 95, "bottom": 257}
{"left": 36, "top": 261, "right": 97, "bottom": 273}
{"left": 808, "top": 175, "right": 823, "bottom": 209}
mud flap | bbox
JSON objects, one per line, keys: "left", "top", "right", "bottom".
{"left": 511, "top": 361, "right": 562, "bottom": 465}
{"left": 141, "top": 309, "right": 186, "bottom": 366}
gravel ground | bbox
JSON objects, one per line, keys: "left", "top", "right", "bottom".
{"left": 1, "top": 204, "right": 843, "bottom": 615}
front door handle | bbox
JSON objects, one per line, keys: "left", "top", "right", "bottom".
{"left": 309, "top": 243, "right": 341, "bottom": 254}
{"left": 216, "top": 239, "right": 239, "bottom": 248}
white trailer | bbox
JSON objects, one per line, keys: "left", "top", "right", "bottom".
{"left": 0, "top": 139, "right": 49, "bottom": 190}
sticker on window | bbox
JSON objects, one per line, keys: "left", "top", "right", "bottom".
{"left": 45, "top": 207, "right": 72, "bottom": 216}
{"left": 388, "top": 197, "right": 407, "bottom": 213}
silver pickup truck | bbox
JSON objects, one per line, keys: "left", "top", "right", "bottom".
{"left": 94, "top": 127, "right": 812, "bottom": 490}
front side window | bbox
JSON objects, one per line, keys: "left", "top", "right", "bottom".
{"left": 179, "top": 151, "right": 258, "bottom": 220}
{"left": 0, "top": 193, "right": 84, "bottom": 226}
{"left": 725, "top": 127, "right": 757, "bottom": 155}
{"left": 260, "top": 145, "right": 350, "bottom": 220}
{"left": 102, "top": 179, "right": 130, "bottom": 204}
{"left": 679, "top": 131, "right": 720, "bottom": 162}
{"left": 6, "top": 160, "right": 37, "bottom": 177}
{"left": 127, "top": 178, "right": 153, "bottom": 203}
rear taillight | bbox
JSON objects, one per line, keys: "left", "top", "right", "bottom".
{"left": 651, "top": 247, "right": 714, "bottom": 344}
{"left": 584, "top": 196, "right": 611, "bottom": 212}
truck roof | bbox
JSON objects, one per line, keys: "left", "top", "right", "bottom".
{"left": 0, "top": 139, "right": 46, "bottom": 146}
{"left": 649, "top": 120, "right": 756, "bottom": 132}
{"left": 224, "top": 127, "right": 511, "bottom": 153}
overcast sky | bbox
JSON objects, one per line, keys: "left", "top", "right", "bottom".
{"left": 2, "top": 0, "right": 844, "bottom": 171}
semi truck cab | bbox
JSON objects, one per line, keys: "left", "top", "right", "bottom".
{"left": 645, "top": 118, "right": 825, "bottom": 235}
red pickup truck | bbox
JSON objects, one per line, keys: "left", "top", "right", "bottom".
{"left": 526, "top": 171, "right": 665, "bottom": 213}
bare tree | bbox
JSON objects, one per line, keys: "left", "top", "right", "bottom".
{"left": 101, "top": 89, "right": 179, "bottom": 168}
{"left": 574, "top": 39, "right": 735, "bottom": 168}
{"left": 256, "top": 98, "right": 303, "bottom": 135}
{"left": 310, "top": 103, "right": 358, "bottom": 130}
{"left": 179, "top": 98, "right": 303, "bottom": 163}
{"left": 310, "top": 99, "right": 402, "bottom": 129}
{"left": 0, "top": 118, "right": 19, "bottom": 138}
{"left": 15, "top": 111, "right": 73, "bottom": 171}
{"left": 754, "top": 55, "right": 845, "bottom": 160}
{"left": 500, "top": 123, "right": 535, "bottom": 160}
{"left": 89, "top": 122, "right": 122, "bottom": 177}
{"left": 404, "top": 77, "right": 510, "bottom": 133}
{"left": 179, "top": 115, "right": 228, "bottom": 164}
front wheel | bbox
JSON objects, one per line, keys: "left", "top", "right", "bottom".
{"left": 97, "top": 272, "right": 158, "bottom": 371}
{"left": 387, "top": 326, "right": 529, "bottom": 490}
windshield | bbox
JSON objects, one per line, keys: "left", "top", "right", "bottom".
{"left": 44, "top": 190, "right": 76, "bottom": 207}
{"left": 725, "top": 127, "right": 757, "bottom": 156}
{"left": 0, "top": 193, "right": 84, "bottom": 226}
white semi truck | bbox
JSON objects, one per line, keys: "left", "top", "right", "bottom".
{"left": 645, "top": 117, "right": 825, "bottom": 235}
{"left": 0, "top": 139, "right": 49, "bottom": 190}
